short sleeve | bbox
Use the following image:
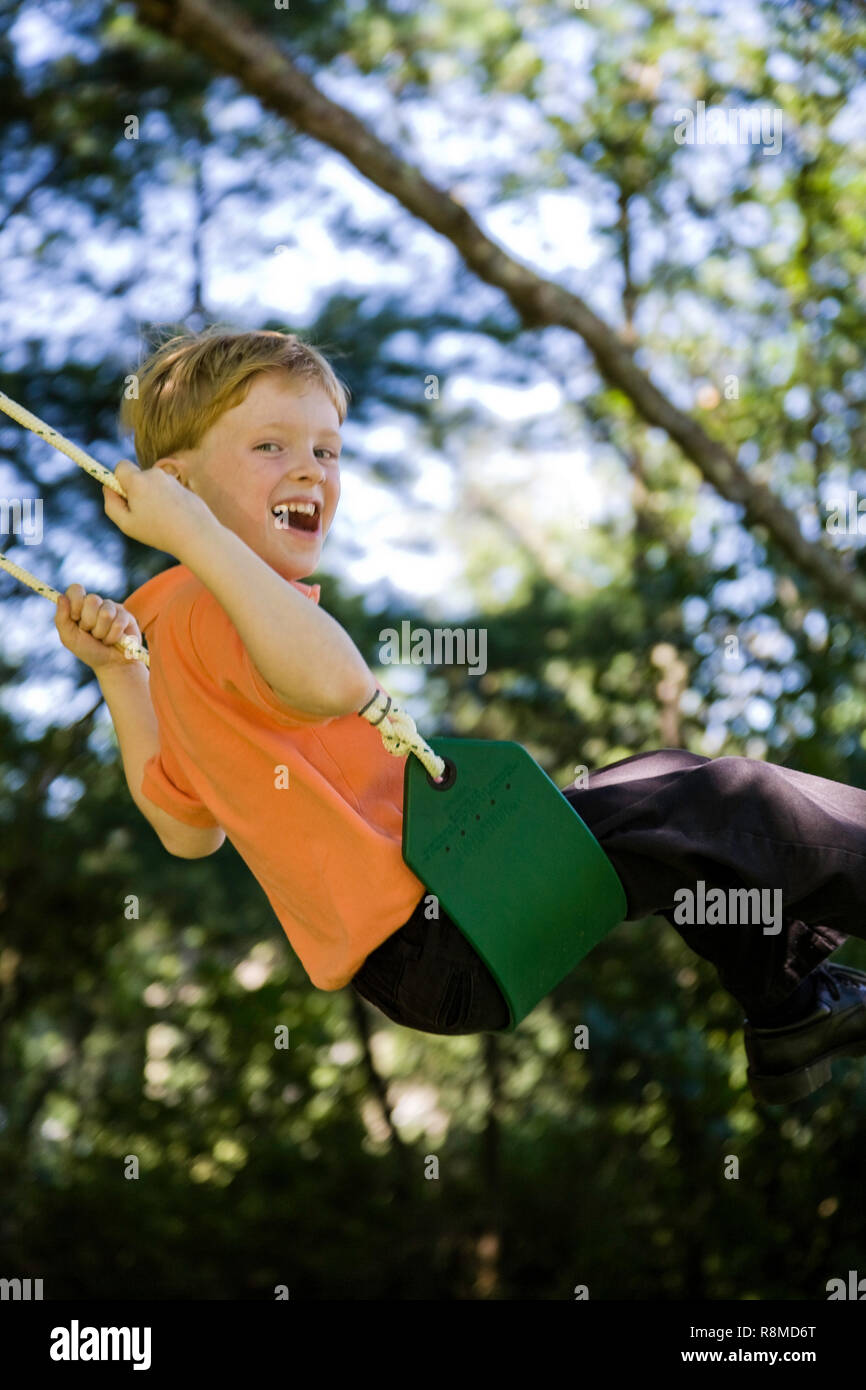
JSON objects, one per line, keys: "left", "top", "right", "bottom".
{"left": 141, "top": 745, "right": 220, "bottom": 828}
{"left": 187, "top": 587, "right": 337, "bottom": 729}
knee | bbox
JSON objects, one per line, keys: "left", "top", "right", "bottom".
{"left": 699, "top": 755, "right": 768, "bottom": 801}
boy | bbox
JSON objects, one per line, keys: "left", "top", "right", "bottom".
{"left": 55, "top": 328, "right": 866, "bottom": 1104}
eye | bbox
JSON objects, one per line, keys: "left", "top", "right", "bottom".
{"left": 315, "top": 448, "right": 340, "bottom": 460}
{"left": 255, "top": 442, "right": 281, "bottom": 453}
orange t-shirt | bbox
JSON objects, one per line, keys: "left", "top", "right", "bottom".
{"left": 123, "top": 563, "right": 426, "bottom": 990}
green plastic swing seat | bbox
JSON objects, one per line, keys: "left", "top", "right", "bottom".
{"left": 402, "top": 737, "right": 628, "bottom": 1032}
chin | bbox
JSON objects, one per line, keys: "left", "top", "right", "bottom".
{"left": 279, "top": 554, "right": 319, "bottom": 581}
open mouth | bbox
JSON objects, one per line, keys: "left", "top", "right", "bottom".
{"left": 272, "top": 501, "right": 321, "bottom": 536}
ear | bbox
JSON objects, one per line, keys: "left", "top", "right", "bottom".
{"left": 154, "top": 457, "right": 193, "bottom": 490}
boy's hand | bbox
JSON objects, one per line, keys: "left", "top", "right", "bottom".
{"left": 102, "top": 459, "right": 214, "bottom": 556}
{"left": 55, "top": 584, "right": 145, "bottom": 674}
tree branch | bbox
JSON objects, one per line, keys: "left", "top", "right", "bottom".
{"left": 132, "top": 0, "right": 866, "bottom": 618}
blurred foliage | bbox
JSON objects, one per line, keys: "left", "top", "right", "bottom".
{"left": 1, "top": 0, "right": 866, "bottom": 1299}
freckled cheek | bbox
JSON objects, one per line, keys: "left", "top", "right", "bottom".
{"left": 235, "top": 495, "right": 266, "bottom": 526}
{"left": 226, "top": 497, "right": 268, "bottom": 543}
{"left": 206, "top": 480, "right": 252, "bottom": 528}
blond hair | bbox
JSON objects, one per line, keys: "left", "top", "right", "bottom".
{"left": 119, "top": 326, "right": 351, "bottom": 468}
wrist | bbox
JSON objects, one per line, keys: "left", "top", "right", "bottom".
{"left": 172, "top": 508, "right": 225, "bottom": 571}
{"left": 97, "top": 658, "right": 149, "bottom": 690}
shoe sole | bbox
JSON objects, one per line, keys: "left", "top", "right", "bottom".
{"left": 747, "top": 1039, "right": 866, "bottom": 1104}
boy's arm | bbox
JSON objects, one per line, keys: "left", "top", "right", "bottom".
{"left": 177, "top": 515, "right": 377, "bottom": 718}
{"left": 97, "top": 662, "right": 226, "bottom": 858}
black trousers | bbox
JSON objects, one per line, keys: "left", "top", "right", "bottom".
{"left": 349, "top": 750, "right": 860, "bottom": 1035}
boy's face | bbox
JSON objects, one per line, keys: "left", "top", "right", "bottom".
{"left": 160, "top": 371, "right": 342, "bottom": 581}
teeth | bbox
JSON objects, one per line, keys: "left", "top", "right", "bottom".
{"left": 273, "top": 502, "right": 318, "bottom": 516}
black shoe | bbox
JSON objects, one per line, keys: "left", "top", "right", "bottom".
{"left": 744, "top": 964, "right": 866, "bottom": 1104}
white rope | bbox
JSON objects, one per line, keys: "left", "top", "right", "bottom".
{"left": 0, "top": 390, "right": 127, "bottom": 496}
{"left": 357, "top": 688, "right": 446, "bottom": 781}
{"left": 0, "top": 389, "right": 147, "bottom": 664}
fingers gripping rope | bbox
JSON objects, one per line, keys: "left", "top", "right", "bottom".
{"left": 0, "top": 389, "right": 148, "bottom": 666}
{"left": 0, "top": 550, "right": 150, "bottom": 667}
{"left": 357, "top": 688, "right": 446, "bottom": 781}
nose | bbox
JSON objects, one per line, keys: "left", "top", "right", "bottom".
{"left": 287, "top": 453, "right": 326, "bottom": 482}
